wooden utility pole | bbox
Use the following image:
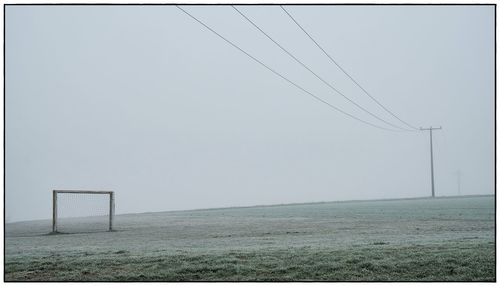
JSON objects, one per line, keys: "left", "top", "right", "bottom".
{"left": 420, "top": 126, "right": 442, "bottom": 198}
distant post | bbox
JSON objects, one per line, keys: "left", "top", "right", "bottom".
{"left": 455, "top": 170, "right": 462, "bottom": 196}
{"left": 420, "top": 126, "right": 442, "bottom": 198}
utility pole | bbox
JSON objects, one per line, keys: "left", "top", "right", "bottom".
{"left": 455, "top": 170, "right": 462, "bottom": 196}
{"left": 420, "top": 126, "right": 442, "bottom": 198}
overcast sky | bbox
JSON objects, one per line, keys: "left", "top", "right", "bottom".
{"left": 6, "top": 5, "right": 494, "bottom": 222}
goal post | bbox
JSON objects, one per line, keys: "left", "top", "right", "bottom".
{"left": 52, "top": 190, "right": 115, "bottom": 233}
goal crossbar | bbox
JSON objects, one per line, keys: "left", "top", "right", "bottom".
{"left": 54, "top": 190, "right": 114, "bottom": 194}
{"left": 52, "top": 190, "right": 115, "bottom": 233}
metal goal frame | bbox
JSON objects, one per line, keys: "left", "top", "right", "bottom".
{"left": 52, "top": 190, "right": 115, "bottom": 233}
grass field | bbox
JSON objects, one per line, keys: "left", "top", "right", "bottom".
{"left": 5, "top": 195, "right": 495, "bottom": 281}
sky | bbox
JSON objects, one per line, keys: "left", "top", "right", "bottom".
{"left": 5, "top": 5, "right": 495, "bottom": 222}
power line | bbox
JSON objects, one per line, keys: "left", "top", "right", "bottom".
{"left": 232, "top": 6, "right": 412, "bottom": 132}
{"left": 280, "top": 6, "right": 419, "bottom": 131}
{"left": 176, "top": 6, "right": 402, "bottom": 132}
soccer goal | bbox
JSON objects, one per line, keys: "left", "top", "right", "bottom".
{"left": 52, "top": 190, "right": 115, "bottom": 233}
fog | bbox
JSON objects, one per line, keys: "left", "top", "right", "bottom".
{"left": 5, "top": 5, "right": 494, "bottom": 222}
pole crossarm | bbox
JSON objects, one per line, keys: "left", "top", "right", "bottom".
{"left": 419, "top": 126, "right": 442, "bottom": 131}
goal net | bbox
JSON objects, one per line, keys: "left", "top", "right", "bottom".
{"left": 52, "top": 190, "right": 115, "bottom": 233}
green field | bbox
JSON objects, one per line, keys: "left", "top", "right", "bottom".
{"left": 5, "top": 195, "right": 495, "bottom": 281}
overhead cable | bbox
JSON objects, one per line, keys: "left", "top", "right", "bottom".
{"left": 280, "top": 5, "right": 419, "bottom": 131}
{"left": 177, "top": 6, "right": 403, "bottom": 132}
{"left": 233, "top": 6, "right": 412, "bottom": 132}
